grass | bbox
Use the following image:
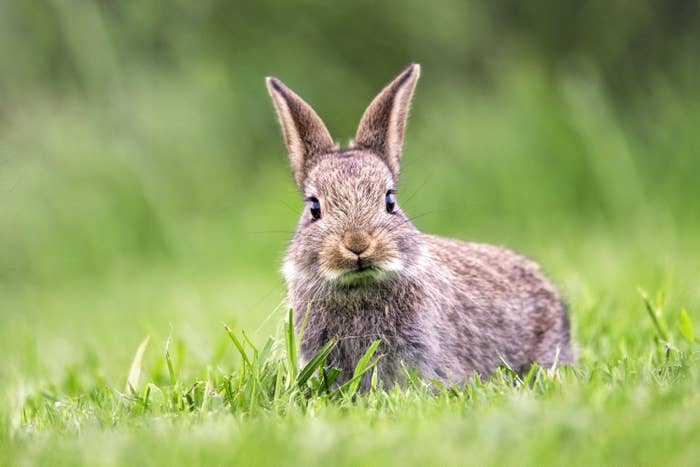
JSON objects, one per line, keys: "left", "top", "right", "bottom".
{"left": 2, "top": 58, "right": 700, "bottom": 465}
{"left": 5, "top": 294, "right": 700, "bottom": 466}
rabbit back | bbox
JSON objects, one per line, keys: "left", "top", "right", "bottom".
{"left": 416, "top": 235, "right": 574, "bottom": 379}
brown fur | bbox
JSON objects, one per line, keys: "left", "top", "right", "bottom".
{"left": 266, "top": 64, "right": 574, "bottom": 387}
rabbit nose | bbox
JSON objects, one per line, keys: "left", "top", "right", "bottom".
{"left": 343, "top": 231, "right": 371, "bottom": 255}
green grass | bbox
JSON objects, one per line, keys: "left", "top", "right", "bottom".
{"left": 4, "top": 294, "right": 700, "bottom": 466}
{"left": 2, "top": 57, "right": 700, "bottom": 465}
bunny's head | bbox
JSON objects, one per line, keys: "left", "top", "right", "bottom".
{"left": 267, "top": 65, "right": 424, "bottom": 288}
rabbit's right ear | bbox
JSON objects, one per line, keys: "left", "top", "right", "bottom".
{"left": 266, "top": 77, "right": 337, "bottom": 189}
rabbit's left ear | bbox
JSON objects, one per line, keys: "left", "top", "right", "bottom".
{"left": 353, "top": 64, "right": 420, "bottom": 179}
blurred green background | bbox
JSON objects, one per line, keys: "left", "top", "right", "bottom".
{"left": 1, "top": 0, "right": 699, "bottom": 389}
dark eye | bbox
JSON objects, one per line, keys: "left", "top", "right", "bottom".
{"left": 385, "top": 190, "right": 396, "bottom": 213}
{"left": 308, "top": 197, "right": 321, "bottom": 220}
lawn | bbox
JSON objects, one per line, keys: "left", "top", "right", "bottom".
{"left": 2, "top": 27, "right": 700, "bottom": 466}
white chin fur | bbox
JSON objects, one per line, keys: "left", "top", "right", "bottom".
{"left": 284, "top": 257, "right": 405, "bottom": 284}
{"left": 321, "top": 258, "right": 404, "bottom": 284}
{"left": 320, "top": 268, "right": 343, "bottom": 282}
{"left": 379, "top": 257, "right": 403, "bottom": 273}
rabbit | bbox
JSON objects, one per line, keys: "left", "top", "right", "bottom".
{"left": 266, "top": 64, "right": 574, "bottom": 387}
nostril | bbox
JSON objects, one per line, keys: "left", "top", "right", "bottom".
{"left": 343, "top": 231, "right": 371, "bottom": 255}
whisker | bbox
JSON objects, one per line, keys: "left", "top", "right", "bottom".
{"left": 280, "top": 200, "right": 301, "bottom": 215}
{"left": 399, "top": 174, "right": 432, "bottom": 206}
{"left": 404, "top": 211, "right": 435, "bottom": 224}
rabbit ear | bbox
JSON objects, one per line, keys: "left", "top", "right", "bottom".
{"left": 353, "top": 64, "right": 420, "bottom": 179}
{"left": 266, "top": 77, "right": 337, "bottom": 188}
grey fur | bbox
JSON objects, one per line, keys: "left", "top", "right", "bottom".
{"left": 266, "top": 64, "right": 574, "bottom": 387}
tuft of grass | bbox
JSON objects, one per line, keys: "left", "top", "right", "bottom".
{"left": 15, "top": 298, "right": 700, "bottom": 422}
{"left": 2, "top": 289, "right": 698, "bottom": 466}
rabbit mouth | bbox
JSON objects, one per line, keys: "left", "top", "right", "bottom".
{"left": 335, "top": 264, "right": 386, "bottom": 286}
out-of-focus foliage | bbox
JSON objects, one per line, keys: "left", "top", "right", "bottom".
{"left": 1, "top": 0, "right": 699, "bottom": 333}
{"left": 2, "top": 1, "right": 699, "bottom": 97}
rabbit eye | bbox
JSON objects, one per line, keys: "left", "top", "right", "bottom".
{"left": 385, "top": 190, "right": 396, "bottom": 213}
{"left": 308, "top": 197, "right": 321, "bottom": 220}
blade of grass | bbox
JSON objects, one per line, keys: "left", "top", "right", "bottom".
{"left": 125, "top": 336, "right": 150, "bottom": 394}
{"left": 322, "top": 367, "right": 342, "bottom": 394}
{"left": 142, "top": 384, "right": 151, "bottom": 410}
{"left": 523, "top": 362, "right": 540, "bottom": 386}
{"left": 329, "top": 356, "right": 382, "bottom": 398}
{"left": 273, "top": 362, "right": 285, "bottom": 400}
{"left": 679, "top": 309, "right": 695, "bottom": 343}
{"left": 224, "top": 324, "right": 252, "bottom": 367}
{"left": 370, "top": 366, "right": 379, "bottom": 393}
{"left": 498, "top": 356, "right": 524, "bottom": 385}
{"left": 295, "top": 337, "right": 338, "bottom": 389}
{"left": 639, "top": 288, "right": 669, "bottom": 341}
{"left": 285, "top": 308, "right": 298, "bottom": 382}
{"left": 165, "top": 332, "right": 177, "bottom": 386}
{"left": 201, "top": 367, "right": 212, "bottom": 411}
{"left": 242, "top": 331, "right": 259, "bottom": 361}
{"left": 347, "top": 340, "right": 382, "bottom": 395}
{"left": 259, "top": 337, "right": 274, "bottom": 364}
{"left": 331, "top": 340, "right": 382, "bottom": 398}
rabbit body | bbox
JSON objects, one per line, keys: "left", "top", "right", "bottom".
{"left": 288, "top": 232, "right": 572, "bottom": 385}
{"left": 267, "top": 65, "right": 574, "bottom": 386}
